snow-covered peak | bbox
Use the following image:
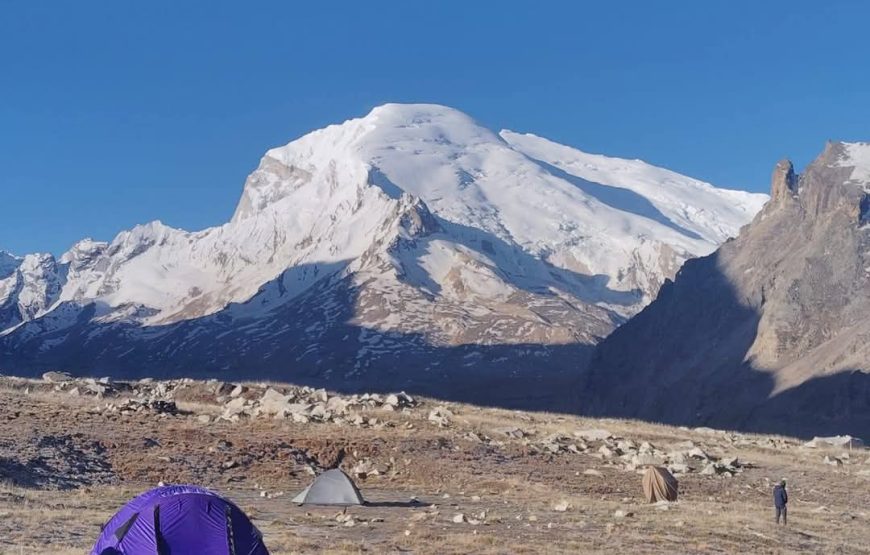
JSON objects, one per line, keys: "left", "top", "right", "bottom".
{"left": 3, "top": 103, "right": 768, "bottom": 337}
{"left": 2, "top": 252, "right": 65, "bottom": 323}
{"left": 234, "top": 104, "right": 768, "bottom": 266}
{"left": 60, "top": 238, "right": 108, "bottom": 265}
{"left": 232, "top": 103, "right": 501, "bottom": 222}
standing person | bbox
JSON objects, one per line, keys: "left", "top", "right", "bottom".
{"left": 773, "top": 479, "right": 788, "bottom": 525}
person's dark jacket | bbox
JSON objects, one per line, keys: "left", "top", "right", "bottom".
{"left": 773, "top": 485, "right": 788, "bottom": 508}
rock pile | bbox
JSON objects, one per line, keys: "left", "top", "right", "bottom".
{"left": 219, "top": 387, "right": 419, "bottom": 426}
{"left": 490, "top": 426, "right": 747, "bottom": 477}
{"left": 101, "top": 398, "right": 182, "bottom": 417}
{"left": 40, "top": 372, "right": 116, "bottom": 398}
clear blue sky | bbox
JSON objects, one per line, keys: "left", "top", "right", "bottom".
{"left": 2, "top": 1, "right": 869, "bottom": 255}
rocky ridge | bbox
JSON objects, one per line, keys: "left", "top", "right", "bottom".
{"left": 582, "top": 141, "right": 870, "bottom": 437}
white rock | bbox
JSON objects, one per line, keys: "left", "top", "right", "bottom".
{"left": 824, "top": 455, "right": 844, "bottom": 467}
{"left": 42, "top": 371, "right": 72, "bottom": 383}
{"left": 574, "top": 429, "right": 612, "bottom": 441}
{"left": 805, "top": 435, "right": 865, "bottom": 449}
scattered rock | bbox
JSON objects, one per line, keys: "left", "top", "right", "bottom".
{"left": 496, "top": 427, "right": 528, "bottom": 439}
{"left": 804, "top": 436, "right": 865, "bottom": 450}
{"left": 42, "top": 371, "right": 73, "bottom": 383}
{"left": 574, "top": 429, "right": 612, "bottom": 441}
{"left": 428, "top": 406, "right": 453, "bottom": 427}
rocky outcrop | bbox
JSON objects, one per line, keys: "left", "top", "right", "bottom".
{"left": 770, "top": 159, "right": 798, "bottom": 203}
{"left": 581, "top": 141, "right": 870, "bottom": 438}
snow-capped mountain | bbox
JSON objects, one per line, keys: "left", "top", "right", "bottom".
{"left": 0, "top": 104, "right": 767, "bottom": 398}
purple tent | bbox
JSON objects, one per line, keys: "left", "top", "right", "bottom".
{"left": 91, "top": 485, "right": 269, "bottom": 555}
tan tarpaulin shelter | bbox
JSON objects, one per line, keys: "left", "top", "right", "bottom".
{"left": 642, "top": 466, "right": 678, "bottom": 502}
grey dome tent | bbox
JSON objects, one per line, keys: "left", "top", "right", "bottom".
{"left": 293, "top": 469, "right": 365, "bottom": 506}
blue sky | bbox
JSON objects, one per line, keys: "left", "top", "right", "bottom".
{"left": 2, "top": 1, "right": 869, "bottom": 255}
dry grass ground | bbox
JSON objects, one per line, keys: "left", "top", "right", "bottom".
{"left": 1, "top": 377, "right": 869, "bottom": 554}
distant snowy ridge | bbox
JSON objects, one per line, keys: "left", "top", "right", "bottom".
{"left": 0, "top": 104, "right": 767, "bottom": 386}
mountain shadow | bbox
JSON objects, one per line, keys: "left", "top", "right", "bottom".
{"left": 0, "top": 262, "right": 593, "bottom": 413}
{"left": 578, "top": 248, "right": 870, "bottom": 439}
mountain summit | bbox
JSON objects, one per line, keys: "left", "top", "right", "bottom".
{"left": 582, "top": 141, "right": 870, "bottom": 435}
{"left": 0, "top": 104, "right": 766, "bottom": 401}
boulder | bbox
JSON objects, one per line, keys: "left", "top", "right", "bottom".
{"left": 552, "top": 500, "right": 571, "bottom": 512}
{"left": 428, "top": 406, "right": 453, "bottom": 427}
{"left": 84, "top": 381, "right": 109, "bottom": 396}
{"left": 721, "top": 456, "right": 740, "bottom": 468}
{"left": 574, "top": 429, "right": 612, "bottom": 441}
{"left": 259, "top": 388, "right": 293, "bottom": 415}
{"left": 805, "top": 436, "right": 865, "bottom": 450}
{"left": 668, "top": 463, "right": 690, "bottom": 474}
{"left": 633, "top": 454, "right": 664, "bottom": 467}
{"left": 309, "top": 403, "right": 328, "bottom": 420}
{"left": 326, "top": 396, "right": 350, "bottom": 415}
{"left": 617, "top": 440, "right": 638, "bottom": 452}
{"left": 212, "top": 381, "right": 234, "bottom": 396}
{"left": 495, "top": 427, "right": 527, "bottom": 439}
{"left": 225, "top": 396, "right": 247, "bottom": 410}
{"left": 42, "top": 371, "right": 72, "bottom": 383}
